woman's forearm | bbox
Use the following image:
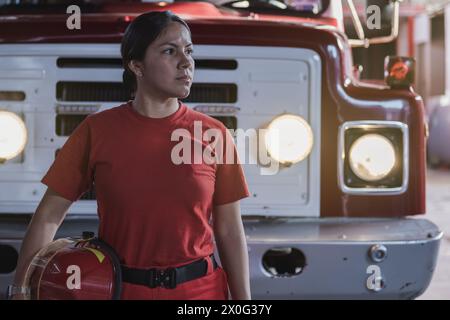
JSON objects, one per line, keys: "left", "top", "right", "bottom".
{"left": 215, "top": 230, "right": 251, "bottom": 300}
{"left": 13, "top": 213, "right": 61, "bottom": 286}
{"left": 13, "top": 188, "right": 71, "bottom": 287}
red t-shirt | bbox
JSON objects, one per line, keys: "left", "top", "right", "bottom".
{"left": 42, "top": 101, "right": 250, "bottom": 270}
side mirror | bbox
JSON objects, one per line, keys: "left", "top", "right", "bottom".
{"left": 346, "top": 0, "right": 401, "bottom": 48}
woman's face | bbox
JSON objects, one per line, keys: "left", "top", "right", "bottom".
{"left": 136, "top": 22, "right": 194, "bottom": 99}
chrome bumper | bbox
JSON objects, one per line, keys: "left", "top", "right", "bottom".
{"left": 243, "top": 217, "right": 442, "bottom": 299}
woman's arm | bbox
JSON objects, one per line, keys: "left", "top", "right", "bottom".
{"left": 12, "top": 187, "right": 73, "bottom": 291}
{"left": 213, "top": 200, "right": 251, "bottom": 300}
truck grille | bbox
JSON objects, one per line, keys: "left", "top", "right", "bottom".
{"left": 0, "top": 91, "right": 25, "bottom": 101}
{"left": 182, "top": 83, "right": 237, "bottom": 103}
{"left": 56, "top": 82, "right": 129, "bottom": 102}
{"left": 55, "top": 114, "right": 88, "bottom": 136}
{"left": 56, "top": 58, "right": 237, "bottom": 70}
{"left": 56, "top": 82, "right": 237, "bottom": 103}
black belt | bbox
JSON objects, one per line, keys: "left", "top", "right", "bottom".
{"left": 121, "top": 254, "right": 218, "bottom": 289}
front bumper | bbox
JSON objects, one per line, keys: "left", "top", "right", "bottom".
{"left": 0, "top": 215, "right": 442, "bottom": 300}
{"left": 243, "top": 217, "right": 442, "bottom": 299}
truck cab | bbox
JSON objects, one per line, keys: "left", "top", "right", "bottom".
{"left": 0, "top": 0, "right": 442, "bottom": 299}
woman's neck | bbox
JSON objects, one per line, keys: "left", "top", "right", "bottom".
{"left": 131, "top": 92, "right": 179, "bottom": 119}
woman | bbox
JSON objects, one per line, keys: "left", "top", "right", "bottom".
{"left": 11, "top": 11, "right": 251, "bottom": 300}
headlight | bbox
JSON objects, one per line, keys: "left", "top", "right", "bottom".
{"left": 265, "top": 114, "right": 313, "bottom": 165}
{"left": 339, "top": 121, "right": 409, "bottom": 194}
{"left": 0, "top": 111, "right": 27, "bottom": 162}
{"left": 349, "top": 134, "right": 396, "bottom": 181}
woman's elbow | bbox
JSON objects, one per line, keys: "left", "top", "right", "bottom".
{"left": 33, "top": 187, "right": 73, "bottom": 227}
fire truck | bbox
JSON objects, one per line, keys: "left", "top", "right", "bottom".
{"left": 0, "top": 0, "right": 443, "bottom": 299}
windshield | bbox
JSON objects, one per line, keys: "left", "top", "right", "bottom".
{"left": 0, "top": 0, "right": 329, "bottom": 16}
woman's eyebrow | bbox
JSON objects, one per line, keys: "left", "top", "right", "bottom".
{"left": 159, "top": 42, "right": 193, "bottom": 48}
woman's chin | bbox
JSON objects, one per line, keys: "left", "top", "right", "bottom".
{"left": 175, "top": 89, "right": 191, "bottom": 99}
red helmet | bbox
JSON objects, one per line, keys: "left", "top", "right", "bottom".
{"left": 23, "top": 233, "right": 122, "bottom": 300}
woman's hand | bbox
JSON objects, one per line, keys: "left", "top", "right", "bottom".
{"left": 9, "top": 293, "right": 28, "bottom": 300}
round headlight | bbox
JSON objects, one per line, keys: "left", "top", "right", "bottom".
{"left": 265, "top": 114, "right": 313, "bottom": 165}
{"left": 349, "top": 134, "right": 396, "bottom": 181}
{"left": 0, "top": 111, "right": 27, "bottom": 161}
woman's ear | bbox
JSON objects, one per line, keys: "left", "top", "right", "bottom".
{"left": 128, "top": 60, "right": 143, "bottom": 78}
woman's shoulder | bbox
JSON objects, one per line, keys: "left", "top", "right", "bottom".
{"left": 86, "top": 102, "right": 128, "bottom": 125}
{"left": 184, "top": 105, "right": 227, "bottom": 131}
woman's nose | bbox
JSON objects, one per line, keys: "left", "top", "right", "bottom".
{"left": 179, "top": 53, "right": 192, "bottom": 69}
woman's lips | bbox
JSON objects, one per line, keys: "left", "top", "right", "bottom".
{"left": 176, "top": 76, "right": 191, "bottom": 83}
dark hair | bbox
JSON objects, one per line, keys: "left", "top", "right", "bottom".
{"left": 121, "top": 11, "right": 191, "bottom": 95}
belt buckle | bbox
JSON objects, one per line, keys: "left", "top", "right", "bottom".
{"left": 150, "top": 267, "right": 177, "bottom": 289}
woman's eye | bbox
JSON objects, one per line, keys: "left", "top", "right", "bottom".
{"left": 163, "top": 48, "right": 174, "bottom": 54}
{"left": 186, "top": 48, "right": 194, "bottom": 55}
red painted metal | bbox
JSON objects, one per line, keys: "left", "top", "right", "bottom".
{"left": 0, "top": 2, "right": 338, "bottom": 44}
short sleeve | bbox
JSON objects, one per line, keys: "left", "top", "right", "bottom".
{"left": 213, "top": 127, "right": 250, "bottom": 206}
{"left": 41, "top": 117, "right": 94, "bottom": 202}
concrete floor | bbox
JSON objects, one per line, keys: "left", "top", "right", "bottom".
{"left": 417, "top": 168, "right": 450, "bottom": 300}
